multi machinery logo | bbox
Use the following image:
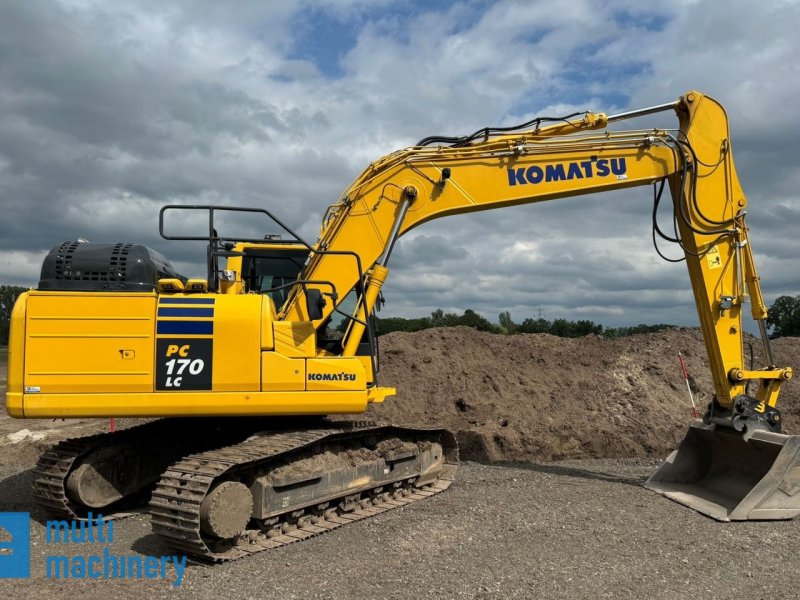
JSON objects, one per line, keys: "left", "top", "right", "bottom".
{"left": 0, "top": 512, "right": 31, "bottom": 579}
{"left": 0, "top": 512, "right": 187, "bottom": 587}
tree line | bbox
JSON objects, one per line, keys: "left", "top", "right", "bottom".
{"left": 375, "top": 308, "right": 676, "bottom": 339}
{"left": 378, "top": 296, "right": 800, "bottom": 339}
{"left": 374, "top": 294, "right": 800, "bottom": 339}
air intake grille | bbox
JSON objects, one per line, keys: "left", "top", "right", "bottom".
{"left": 54, "top": 242, "right": 133, "bottom": 282}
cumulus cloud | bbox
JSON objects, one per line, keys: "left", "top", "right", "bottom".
{"left": 0, "top": 0, "right": 797, "bottom": 330}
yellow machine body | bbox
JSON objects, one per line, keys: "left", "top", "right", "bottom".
{"left": 7, "top": 289, "right": 386, "bottom": 418}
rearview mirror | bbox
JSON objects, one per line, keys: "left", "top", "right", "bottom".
{"left": 306, "top": 288, "right": 326, "bottom": 320}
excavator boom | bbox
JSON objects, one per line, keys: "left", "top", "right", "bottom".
{"left": 286, "top": 92, "right": 790, "bottom": 413}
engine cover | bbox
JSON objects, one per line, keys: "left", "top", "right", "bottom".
{"left": 38, "top": 241, "right": 184, "bottom": 292}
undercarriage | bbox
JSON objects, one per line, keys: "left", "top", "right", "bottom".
{"left": 33, "top": 419, "right": 458, "bottom": 562}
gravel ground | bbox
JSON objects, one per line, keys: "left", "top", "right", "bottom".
{"left": 0, "top": 458, "right": 798, "bottom": 600}
{"left": 3, "top": 339, "right": 800, "bottom": 600}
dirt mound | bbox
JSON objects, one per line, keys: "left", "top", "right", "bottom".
{"left": 367, "top": 327, "right": 800, "bottom": 462}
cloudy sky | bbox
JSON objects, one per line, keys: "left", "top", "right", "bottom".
{"left": 1, "top": 0, "right": 799, "bottom": 329}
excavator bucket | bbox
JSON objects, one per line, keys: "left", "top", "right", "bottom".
{"left": 645, "top": 421, "right": 800, "bottom": 521}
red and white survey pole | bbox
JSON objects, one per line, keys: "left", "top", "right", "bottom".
{"left": 678, "top": 351, "right": 700, "bottom": 419}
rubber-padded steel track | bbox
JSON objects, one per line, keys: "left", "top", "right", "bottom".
{"left": 150, "top": 424, "right": 458, "bottom": 562}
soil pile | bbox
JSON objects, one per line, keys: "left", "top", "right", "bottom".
{"left": 368, "top": 327, "right": 800, "bottom": 461}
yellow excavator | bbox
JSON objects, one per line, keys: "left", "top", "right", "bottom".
{"left": 6, "top": 91, "right": 800, "bottom": 561}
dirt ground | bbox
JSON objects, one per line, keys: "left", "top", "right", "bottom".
{"left": 0, "top": 329, "right": 799, "bottom": 599}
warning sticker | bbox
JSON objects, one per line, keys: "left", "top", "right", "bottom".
{"left": 705, "top": 246, "right": 722, "bottom": 270}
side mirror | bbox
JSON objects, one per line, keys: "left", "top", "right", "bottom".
{"left": 306, "top": 288, "right": 326, "bottom": 321}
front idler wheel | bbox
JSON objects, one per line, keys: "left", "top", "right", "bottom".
{"left": 199, "top": 481, "right": 253, "bottom": 539}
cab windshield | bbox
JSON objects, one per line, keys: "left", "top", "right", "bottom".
{"left": 241, "top": 248, "right": 310, "bottom": 310}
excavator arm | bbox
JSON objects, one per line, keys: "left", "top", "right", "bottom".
{"left": 276, "top": 90, "right": 800, "bottom": 522}
{"left": 285, "top": 91, "right": 791, "bottom": 426}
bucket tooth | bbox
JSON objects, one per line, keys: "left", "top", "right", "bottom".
{"left": 645, "top": 421, "right": 800, "bottom": 521}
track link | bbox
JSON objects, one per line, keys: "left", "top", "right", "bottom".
{"left": 150, "top": 424, "right": 458, "bottom": 562}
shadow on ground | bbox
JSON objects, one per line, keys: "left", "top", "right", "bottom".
{"left": 0, "top": 468, "right": 51, "bottom": 518}
{"left": 485, "top": 460, "right": 649, "bottom": 487}
{"left": 130, "top": 532, "right": 175, "bottom": 557}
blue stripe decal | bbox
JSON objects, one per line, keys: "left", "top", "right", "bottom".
{"left": 157, "top": 308, "right": 214, "bottom": 317}
{"left": 157, "top": 321, "right": 214, "bottom": 335}
{"left": 158, "top": 298, "right": 215, "bottom": 305}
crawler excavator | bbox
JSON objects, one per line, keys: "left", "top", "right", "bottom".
{"left": 6, "top": 91, "right": 800, "bottom": 562}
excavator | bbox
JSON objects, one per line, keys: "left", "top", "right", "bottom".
{"left": 6, "top": 90, "right": 800, "bottom": 562}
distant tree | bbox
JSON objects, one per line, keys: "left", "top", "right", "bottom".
{"left": 428, "top": 309, "right": 463, "bottom": 328}
{"left": 429, "top": 309, "right": 446, "bottom": 327}
{"left": 460, "top": 309, "right": 498, "bottom": 332}
{"left": 573, "top": 319, "right": 604, "bottom": 336}
{"left": 549, "top": 318, "right": 572, "bottom": 337}
{"left": 0, "top": 286, "right": 28, "bottom": 345}
{"left": 767, "top": 295, "right": 800, "bottom": 338}
{"left": 517, "top": 317, "right": 550, "bottom": 334}
{"left": 498, "top": 311, "right": 517, "bottom": 334}
{"left": 376, "top": 316, "right": 430, "bottom": 335}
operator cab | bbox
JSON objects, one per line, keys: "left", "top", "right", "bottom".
{"left": 237, "top": 243, "right": 310, "bottom": 310}
{"left": 232, "top": 242, "right": 363, "bottom": 351}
